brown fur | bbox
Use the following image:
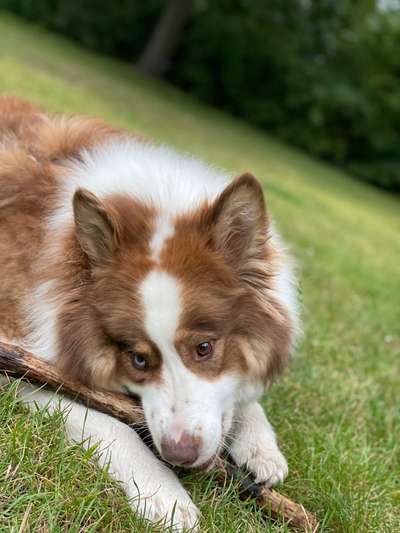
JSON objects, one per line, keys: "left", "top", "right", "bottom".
{"left": 41, "top": 194, "right": 159, "bottom": 388}
{"left": 0, "top": 96, "right": 127, "bottom": 344}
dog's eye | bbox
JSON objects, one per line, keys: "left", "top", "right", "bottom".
{"left": 195, "top": 341, "right": 214, "bottom": 360}
{"left": 132, "top": 353, "right": 148, "bottom": 370}
{"left": 115, "top": 341, "right": 149, "bottom": 371}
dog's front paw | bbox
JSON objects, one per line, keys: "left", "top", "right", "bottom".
{"left": 229, "top": 433, "right": 288, "bottom": 487}
{"left": 230, "top": 438, "right": 288, "bottom": 486}
{"left": 131, "top": 468, "right": 199, "bottom": 531}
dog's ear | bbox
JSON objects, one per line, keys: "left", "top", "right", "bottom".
{"left": 73, "top": 188, "right": 119, "bottom": 263}
{"left": 209, "top": 173, "right": 268, "bottom": 269}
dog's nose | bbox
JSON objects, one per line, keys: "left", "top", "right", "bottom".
{"left": 161, "top": 432, "right": 200, "bottom": 466}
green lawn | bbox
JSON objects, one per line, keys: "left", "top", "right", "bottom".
{"left": 0, "top": 12, "right": 399, "bottom": 533}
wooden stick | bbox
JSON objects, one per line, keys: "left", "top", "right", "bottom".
{"left": 0, "top": 341, "right": 144, "bottom": 426}
{"left": 213, "top": 456, "right": 318, "bottom": 532}
{"left": 0, "top": 341, "right": 318, "bottom": 531}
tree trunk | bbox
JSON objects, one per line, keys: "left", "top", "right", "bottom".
{"left": 137, "top": 0, "right": 193, "bottom": 77}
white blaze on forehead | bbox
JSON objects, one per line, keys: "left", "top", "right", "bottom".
{"left": 140, "top": 270, "right": 181, "bottom": 348}
{"left": 150, "top": 215, "right": 175, "bottom": 262}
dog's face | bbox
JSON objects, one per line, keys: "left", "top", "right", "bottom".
{"left": 67, "top": 174, "right": 296, "bottom": 468}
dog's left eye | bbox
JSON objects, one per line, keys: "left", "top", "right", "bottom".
{"left": 195, "top": 341, "right": 214, "bottom": 360}
{"left": 132, "top": 353, "right": 148, "bottom": 370}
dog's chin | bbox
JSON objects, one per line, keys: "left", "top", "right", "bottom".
{"left": 191, "top": 439, "right": 224, "bottom": 471}
{"left": 193, "top": 455, "right": 217, "bottom": 472}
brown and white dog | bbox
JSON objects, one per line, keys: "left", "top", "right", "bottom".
{"left": 0, "top": 96, "right": 299, "bottom": 530}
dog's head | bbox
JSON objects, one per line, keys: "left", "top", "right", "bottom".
{"left": 61, "top": 173, "right": 298, "bottom": 468}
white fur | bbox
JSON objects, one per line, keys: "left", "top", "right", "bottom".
{"left": 140, "top": 270, "right": 181, "bottom": 346}
{"left": 268, "top": 224, "right": 301, "bottom": 342}
{"left": 52, "top": 139, "right": 231, "bottom": 228}
{"left": 229, "top": 402, "right": 288, "bottom": 486}
{"left": 150, "top": 214, "right": 175, "bottom": 261}
{"left": 134, "top": 269, "right": 239, "bottom": 467}
{"left": 23, "top": 280, "right": 62, "bottom": 362}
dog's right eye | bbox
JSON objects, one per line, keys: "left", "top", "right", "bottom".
{"left": 132, "top": 353, "right": 147, "bottom": 370}
{"left": 115, "top": 340, "right": 149, "bottom": 370}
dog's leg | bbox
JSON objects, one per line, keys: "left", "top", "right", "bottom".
{"left": 13, "top": 381, "right": 200, "bottom": 531}
{"left": 229, "top": 401, "right": 288, "bottom": 486}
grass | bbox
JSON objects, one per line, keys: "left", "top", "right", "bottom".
{"left": 0, "top": 12, "right": 399, "bottom": 532}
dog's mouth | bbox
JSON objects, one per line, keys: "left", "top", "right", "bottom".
{"left": 123, "top": 390, "right": 228, "bottom": 472}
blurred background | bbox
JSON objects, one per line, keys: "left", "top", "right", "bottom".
{"left": 2, "top": 0, "right": 399, "bottom": 192}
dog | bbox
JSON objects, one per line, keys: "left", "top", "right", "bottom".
{"left": 0, "top": 96, "right": 299, "bottom": 530}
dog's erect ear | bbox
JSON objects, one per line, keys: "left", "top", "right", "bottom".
{"left": 209, "top": 173, "right": 268, "bottom": 269}
{"left": 73, "top": 188, "right": 119, "bottom": 263}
